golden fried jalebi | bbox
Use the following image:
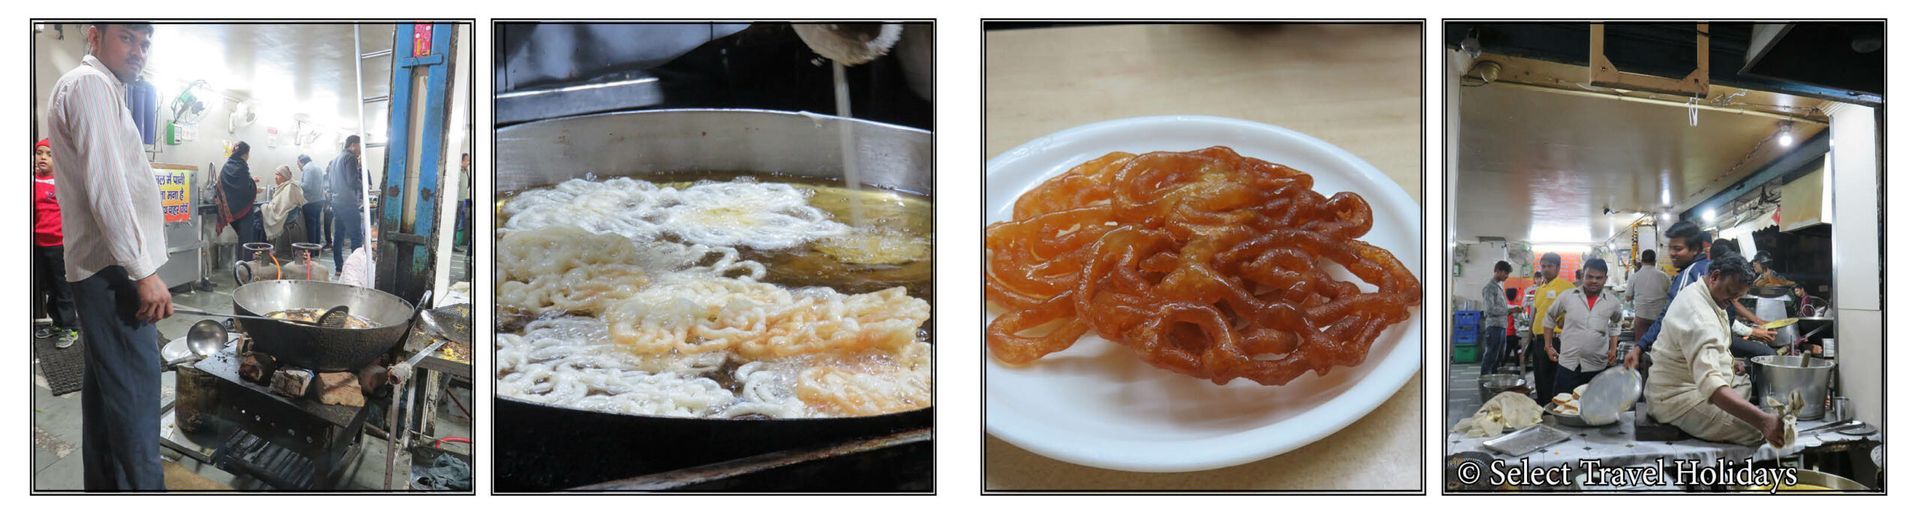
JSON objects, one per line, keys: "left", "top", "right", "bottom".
{"left": 985, "top": 146, "right": 1421, "bottom": 386}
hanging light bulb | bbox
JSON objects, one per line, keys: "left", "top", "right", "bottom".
{"left": 1702, "top": 207, "right": 1718, "bottom": 223}
{"left": 1776, "top": 122, "right": 1794, "bottom": 147}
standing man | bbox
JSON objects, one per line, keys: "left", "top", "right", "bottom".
{"left": 33, "top": 138, "right": 80, "bottom": 348}
{"left": 1542, "top": 258, "right": 1625, "bottom": 397}
{"left": 1647, "top": 254, "right": 1785, "bottom": 446}
{"left": 1625, "top": 249, "right": 1671, "bottom": 346}
{"left": 46, "top": 21, "right": 169, "bottom": 490}
{"left": 216, "top": 141, "right": 265, "bottom": 264}
{"left": 1479, "top": 260, "right": 1513, "bottom": 375}
{"left": 328, "top": 135, "right": 365, "bottom": 274}
{"left": 1627, "top": 222, "right": 1774, "bottom": 369}
{"left": 455, "top": 152, "right": 472, "bottom": 251}
{"left": 297, "top": 154, "right": 328, "bottom": 246}
{"left": 1527, "top": 254, "right": 1576, "bottom": 404}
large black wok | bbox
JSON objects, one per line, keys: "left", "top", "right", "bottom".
{"left": 232, "top": 280, "right": 417, "bottom": 371}
{"left": 494, "top": 109, "right": 934, "bottom": 491}
{"left": 495, "top": 397, "right": 931, "bottom": 491}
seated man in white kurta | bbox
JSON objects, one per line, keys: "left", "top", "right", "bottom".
{"left": 1645, "top": 254, "right": 1785, "bottom": 447}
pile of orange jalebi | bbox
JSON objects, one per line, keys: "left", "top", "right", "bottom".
{"left": 985, "top": 146, "right": 1421, "bottom": 386}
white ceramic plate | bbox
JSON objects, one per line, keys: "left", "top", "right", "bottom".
{"left": 984, "top": 116, "right": 1422, "bottom": 472}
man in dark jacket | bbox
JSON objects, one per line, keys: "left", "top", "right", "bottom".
{"left": 327, "top": 135, "right": 365, "bottom": 273}
{"left": 218, "top": 141, "right": 265, "bottom": 264}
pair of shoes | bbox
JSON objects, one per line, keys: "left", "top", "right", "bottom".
{"left": 54, "top": 329, "right": 79, "bottom": 349}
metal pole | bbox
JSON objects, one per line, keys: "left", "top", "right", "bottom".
{"left": 385, "top": 376, "right": 406, "bottom": 489}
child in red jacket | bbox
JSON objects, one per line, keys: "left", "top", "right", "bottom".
{"left": 33, "top": 138, "right": 78, "bottom": 348}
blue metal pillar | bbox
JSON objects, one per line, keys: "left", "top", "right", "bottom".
{"left": 375, "top": 23, "right": 456, "bottom": 301}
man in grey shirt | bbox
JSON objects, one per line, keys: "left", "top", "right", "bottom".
{"left": 298, "top": 154, "right": 328, "bottom": 246}
{"left": 1480, "top": 260, "right": 1512, "bottom": 375}
{"left": 1625, "top": 249, "right": 1671, "bottom": 346}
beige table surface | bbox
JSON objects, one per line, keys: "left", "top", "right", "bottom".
{"left": 984, "top": 23, "right": 1424, "bottom": 491}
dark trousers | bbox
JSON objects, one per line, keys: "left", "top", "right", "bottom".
{"left": 301, "top": 202, "right": 328, "bottom": 248}
{"left": 1731, "top": 337, "right": 1773, "bottom": 362}
{"left": 1553, "top": 364, "right": 1604, "bottom": 399}
{"left": 1529, "top": 334, "right": 1557, "bottom": 405}
{"left": 1479, "top": 325, "right": 1508, "bottom": 375}
{"left": 33, "top": 245, "right": 77, "bottom": 329}
{"left": 229, "top": 210, "right": 266, "bottom": 264}
{"left": 332, "top": 204, "right": 366, "bottom": 272}
{"left": 455, "top": 199, "right": 472, "bottom": 248}
{"left": 70, "top": 266, "right": 165, "bottom": 491}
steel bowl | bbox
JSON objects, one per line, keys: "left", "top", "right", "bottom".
{"left": 1750, "top": 355, "right": 1835, "bottom": 419}
{"left": 1748, "top": 468, "right": 1872, "bottom": 491}
{"left": 1478, "top": 373, "right": 1527, "bottom": 403}
{"left": 495, "top": 108, "right": 931, "bottom": 196}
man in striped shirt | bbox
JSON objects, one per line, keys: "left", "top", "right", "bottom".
{"left": 46, "top": 22, "right": 168, "bottom": 491}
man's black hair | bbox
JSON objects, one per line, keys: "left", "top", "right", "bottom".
{"left": 1506, "top": 288, "right": 1519, "bottom": 301}
{"left": 1709, "top": 254, "right": 1756, "bottom": 284}
{"left": 344, "top": 134, "right": 361, "bottom": 149}
{"left": 1494, "top": 260, "right": 1512, "bottom": 273}
{"left": 297, "top": 154, "right": 311, "bottom": 165}
{"left": 1666, "top": 220, "right": 1710, "bottom": 250}
{"left": 1711, "top": 239, "right": 1739, "bottom": 259}
{"left": 91, "top": 22, "right": 155, "bottom": 33}
{"left": 1640, "top": 249, "right": 1656, "bottom": 264}
{"left": 1540, "top": 252, "right": 1562, "bottom": 265}
{"left": 1582, "top": 258, "right": 1608, "bottom": 275}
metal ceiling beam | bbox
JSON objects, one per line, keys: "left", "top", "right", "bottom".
{"left": 1447, "top": 22, "right": 1883, "bottom": 106}
{"left": 1479, "top": 79, "right": 1827, "bottom": 124}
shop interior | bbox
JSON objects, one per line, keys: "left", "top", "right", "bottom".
{"left": 31, "top": 22, "right": 475, "bottom": 491}
{"left": 1442, "top": 22, "right": 1884, "bottom": 491}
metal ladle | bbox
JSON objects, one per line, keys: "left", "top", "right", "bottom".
{"left": 163, "top": 320, "right": 229, "bottom": 368}
{"left": 416, "top": 307, "right": 468, "bottom": 347}
{"left": 174, "top": 305, "right": 336, "bottom": 327}
{"left": 316, "top": 305, "right": 353, "bottom": 328}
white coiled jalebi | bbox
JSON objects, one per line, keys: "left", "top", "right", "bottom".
{"left": 497, "top": 177, "right": 930, "bottom": 419}
{"left": 601, "top": 274, "right": 929, "bottom": 359}
{"left": 501, "top": 177, "right": 847, "bottom": 251}
{"left": 496, "top": 317, "right": 736, "bottom": 417}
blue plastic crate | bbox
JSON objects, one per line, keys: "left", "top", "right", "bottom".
{"left": 1453, "top": 310, "right": 1484, "bottom": 327}
{"left": 1453, "top": 327, "right": 1482, "bottom": 344}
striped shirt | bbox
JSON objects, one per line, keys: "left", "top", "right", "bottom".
{"left": 47, "top": 55, "right": 167, "bottom": 281}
